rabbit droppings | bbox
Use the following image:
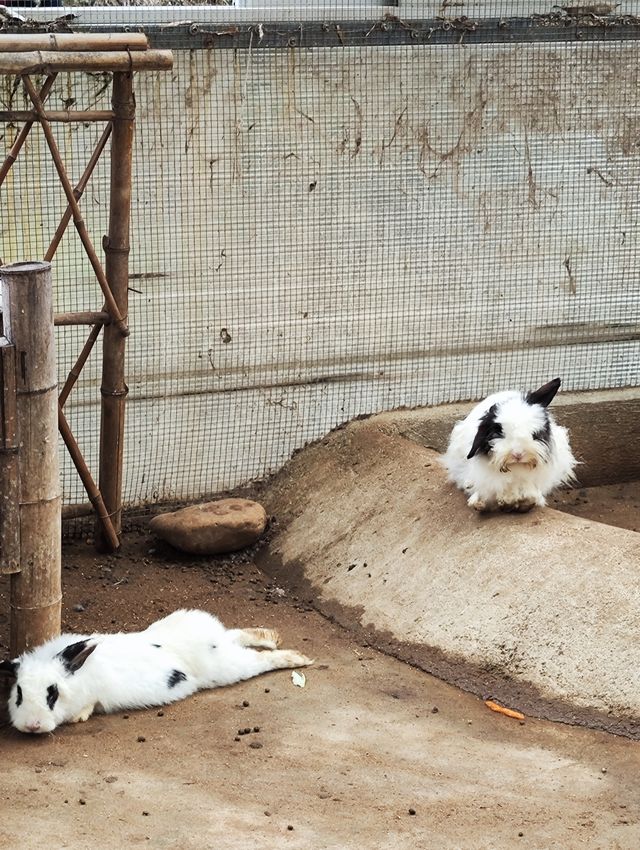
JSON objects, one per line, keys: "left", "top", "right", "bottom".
{"left": 0, "top": 609, "right": 312, "bottom": 734}
{"left": 443, "top": 378, "right": 577, "bottom": 513}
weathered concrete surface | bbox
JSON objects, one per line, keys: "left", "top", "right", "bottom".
{"left": 258, "top": 417, "right": 640, "bottom": 735}
{"left": 373, "top": 387, "right": 640, "bottom": 487}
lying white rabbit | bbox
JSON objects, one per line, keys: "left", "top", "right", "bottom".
{"left": 443, "top": 378, "right": 577, "bottom": 513}
{"left": 0, "top": 609, "right": 312, "bottom": 734}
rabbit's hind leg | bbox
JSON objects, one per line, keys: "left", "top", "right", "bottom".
{"left": 227, "top": 628, "right": 281, "bottom": 650}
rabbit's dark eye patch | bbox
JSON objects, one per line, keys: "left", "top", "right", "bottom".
{"left": 47, "top": 684, "right": 59, "bottom": 710}
{"left": 533, "top": 418, "right": 551, "bottom": 444}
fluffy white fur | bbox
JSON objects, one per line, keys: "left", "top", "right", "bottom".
{"left": 4, "top": 609, "right": 312, "bottom": 734}
{"left": 443, "top": 387, "right": 576, "bottom": 512}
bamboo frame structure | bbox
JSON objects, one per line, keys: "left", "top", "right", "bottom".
{"left": 0, "top": 35, "right": 173, "bottom": 592}
{"left": 1, "top": 262, "right": 61, "bottom": 655}
{"left": 0, "top": 340, "right": 20, "bottom": 575}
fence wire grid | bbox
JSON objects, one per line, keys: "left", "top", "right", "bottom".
{"left": 1, "top": 2, "right": 639, "bottom": 510}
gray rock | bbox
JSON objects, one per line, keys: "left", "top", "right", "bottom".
{"left": 149, "top": 499, "right": 267, "bottom": 555}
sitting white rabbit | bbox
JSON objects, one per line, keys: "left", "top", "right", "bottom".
{"left": 443, "top": 378, "right": 576, "bottom": 513}
{"left": 0, "top": 609, "right": 312, "bottom": 734}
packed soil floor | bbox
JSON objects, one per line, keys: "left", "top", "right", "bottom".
{"left": 0, "top": 481, "right": 639, "bottom": 850}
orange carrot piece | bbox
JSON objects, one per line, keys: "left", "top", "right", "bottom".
{"left": 484, "top": 699, "right": 525, "bottom": 721}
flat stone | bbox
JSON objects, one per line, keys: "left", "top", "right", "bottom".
{"left": 149, "top": 499, "right": 267, "bottom": 555}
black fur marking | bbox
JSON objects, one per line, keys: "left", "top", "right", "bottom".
{"left": 58, "top": 639, "right": 97, "bottom": 674}
{"left": 532, "top": 414, "right": 551, "bottom": 445}
{"left": 16, "top": 685, "right": 23, "bottom": 707}
{"left": 467, "top": 404, "right": 504, "bottom": 459}
{"left": 152, "top": 644, "right": 162, "bottom": 648}
{"left": 211, "top": 645, "right": 217, "bottom": 650}
{"left": 167, "top": 669, "right": 187, "bottom": 689}
{"left": 47, "top": 684, "right": 59, "bottom": 710}
{"left": 526, "top": 378, "right": 561, "bottom": 409}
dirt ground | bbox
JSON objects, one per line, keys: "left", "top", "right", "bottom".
{"left": 1, "top": 482, "right": 639, "bottom": 850}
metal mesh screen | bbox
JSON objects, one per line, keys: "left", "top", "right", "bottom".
{"left": 1, "top": 3, "right": 639, "bottom": 507}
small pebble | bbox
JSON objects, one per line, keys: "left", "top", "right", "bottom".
{"left": 287, "top": 825, "right": 294, "bottom": 831}
{"left": 518, "top": 833, "right": 524, "bottom": 838}
{"left": 431, "top": 707, "right": 439, "bottom": 714}
{"left": 73, "top": 604, "right": 85, "bottom": 613}
{"left": 408, "top": 808, "right": 416, "bottom": 816}
{"left": 264, "top": 811, "right": 271, "bottom": 817}
{"left": 79, "top": 799, "right": 86, "bottom": 806}
{"left": 264, "top": 688, "right": 270, "bottom": 694}
{"left": 234, "top": 737, "right": 240, "bottom": 742}
{"left": 142, "top": 811, "right": 149, "bottom": 817}
{"left": 601, "top": 767, "right": 607, "bottom": 774}
{"left": 104, "top": 776, "right": 118, "bottom": 784}
{"left": 137, "top": 736, "right": 146, "bottom": 743}
{"left": 242, "top": 700, "right": 250, "bottom": 707}
{"left": 243, "top": 727, "right": 251, "bottom": 735}
{"left": 249, "top": 741, "right": 263, "bottom": 749}
{"left": 253, "top": 726, "right": 260, "bottom": 733}
{"left": 157, "top": 711, "right": 164, "bottom": 717}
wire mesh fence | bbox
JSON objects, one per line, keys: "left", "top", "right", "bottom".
{"left": 1, "top": 2, "right": 639, "bottom": 510}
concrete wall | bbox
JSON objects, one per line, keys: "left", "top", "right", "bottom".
{"left": 1, "top": 18, "right": 638, "bottom": 505}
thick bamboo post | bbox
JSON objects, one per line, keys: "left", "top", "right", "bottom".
{"left": 0, "top": 340, "right": 20, "bottom": 574}
{"left": 0, "top": 262, "right": 61, "bottom": 655}
{"left": 97, "top": 72, "right": 134, "bottom": 547}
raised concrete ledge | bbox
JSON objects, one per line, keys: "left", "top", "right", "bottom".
{"left": 258, "top": 413, "right": 640, "bottom": 737}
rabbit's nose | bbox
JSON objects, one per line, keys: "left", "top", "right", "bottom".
{"left": 25, "top": 720, "right": 42, "bottom": 733}
{"left": 511, "top": 450, "right": 524, "bottom": 461}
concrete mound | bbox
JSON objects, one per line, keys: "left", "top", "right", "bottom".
{"left": 257, "top": 416, "right": 640, "bottom": 737}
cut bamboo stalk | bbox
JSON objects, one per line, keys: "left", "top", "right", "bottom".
{"left": 98, "top": 71, "right": 134, "bottom": 547}
{"left": 62, "top": 502, "right": 94, "bottom": 521}
{"left": 54, "top": 310, "right": 110, "bottom": 326}
{"left": 58, "top": 322, "right": 102, "bottom": 409}
{"left": 45, "top": 123, "right": 112, "bottom": 263}
{"left": 0, "top": 109, "right": 115, "bottom": 123}
{"left": 58, "top": 405, "right": 120, "bottom": 551}
{"left": 0, "top": 74, "right": 56, "bottom": 189}
{"left": 0, "top": 50, "right": 173, "bottom": 75}
{"left": 0, "top": 340, "right": 20, "bottom": 574}
{"left": 1, "top": 261, "right": 61, "bottom": 655}
{"left": 0, "top": 33, "right": 150, "bottom": 53}
{"left": 22, "top": 75, "right": 130, "bottom": 338}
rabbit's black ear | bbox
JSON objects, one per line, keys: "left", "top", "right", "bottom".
{"left": 527, "top": 378, "right": 561, "bottom": 408}
{"left": 467, "top": 404, "right": 501, "bottom": 459}
{"left": 0, "top": 659, "right": 18, "bottom": 681}
{"left": 57, "top": 640, "right": 97, "bottom": 674}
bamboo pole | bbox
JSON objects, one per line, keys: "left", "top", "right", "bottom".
{"left": 0, "top": 34, "right": 150, "bottom": 52}
{"left": 0, "top": 262, "right": 61, "bottom": 655}
{"left": 62, "top": 502, "right": 94, "bottom": 521}
{"left": 0, "top": 50, "right": 173, "bottom": 75}
{"left": 98, "top": 71, "right": 134, "bottom": 547}
{"left": 0, "top": 74, "right": 56, "bottom": 189}
{"left": 22, "top": 75, "right": 129, "bottom": 337}
{"left": 54, "top": 310, "right": 110, "bottom": 326}
{"left": 45, "top": 122, "right": 112, "bottom": 263}
{"left": 58, "top": 405, "right": 120, "bottom": 551}
{"left": 58, "top": 322, "right": 103, "bottom": 409}
{"left": 0, "top": 340, "right": 20, "bottom": 574}
{"left": 0, "top": 109, "right": 115, "bottom": 123}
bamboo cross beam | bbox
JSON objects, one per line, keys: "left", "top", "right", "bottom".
{"left": 0, "top": 34, "right": 150, "bottom": 53}
{"left": 0, "top": 74, "right": 56, "bottom": 188}
{"left": 0, "top": 109, "right": 115, "bottom": 123}
{"left": 54, "top": 311, "right": 110, "bottom": 327}
{"left": 58, "top": 322, "right": 103, "bottom": 409}
{"left": 58, "top": 404, "right": 120, "bottom": 551}
{"left": 0, "top": 50, "right": 173, "bottom": 75}
{"left": 45, "top": 122, "right": 113, "bottom": 263}
{"left": 22, "top": 74, "right": 130, "bottom": 338}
